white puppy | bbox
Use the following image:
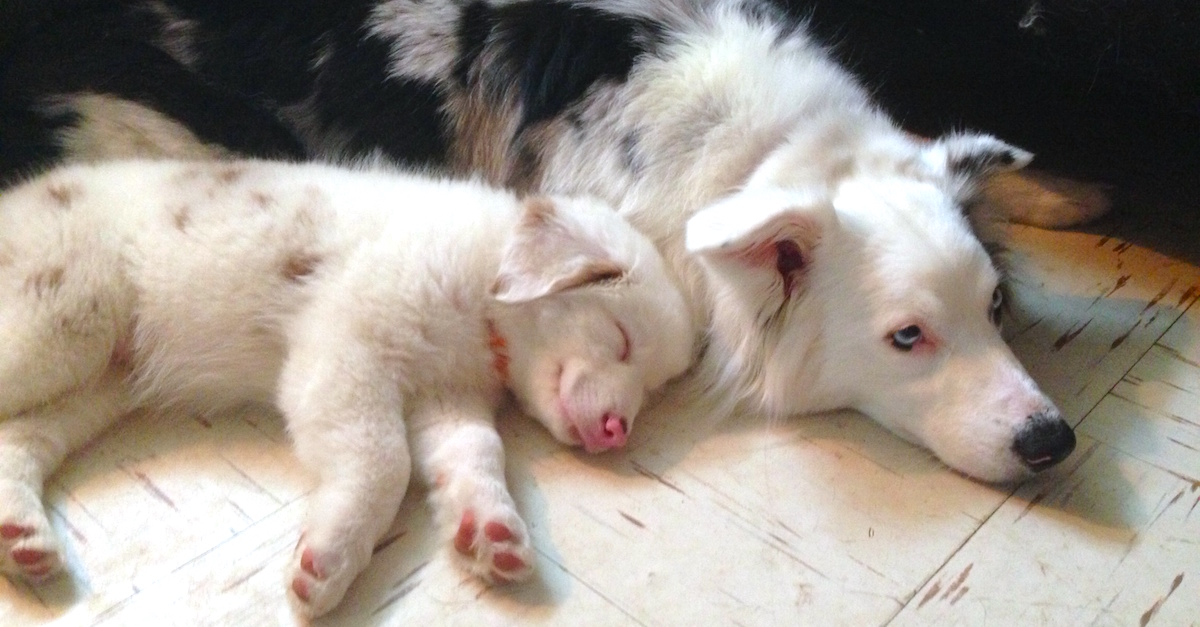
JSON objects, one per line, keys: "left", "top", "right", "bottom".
{"left": 0, "top": 159, "right": 694, "bottom": 616}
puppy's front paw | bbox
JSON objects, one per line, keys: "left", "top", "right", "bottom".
{"left": 435, "top": 475, "right": 534, "bottom": 584}
{"left": 0, "top": 482, "right": 63, "bottom": 583}
{"left": 452, "top": 508, "right": 533, "bottom": 582}
{"left": 288, "top": 535, "right": 358, "bottom": 619}
{"left": 451, "top": 506, "right": 532, "bottom": 581}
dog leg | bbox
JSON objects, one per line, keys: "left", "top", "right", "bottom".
{"left": 0, "top": 263, "right": 128, "bottom": 418}
{"left": 410, "top": 398, "right": 534, "bottom": 583}
{"left": 278, "top": 343, "right": 413, "bottom": 618}
{"left": 0, "top": 369, "right": 131, "bottom": 582}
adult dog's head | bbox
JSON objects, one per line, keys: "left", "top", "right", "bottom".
{"left": 686, "top": 131, "right": 1075, "bottom": 483}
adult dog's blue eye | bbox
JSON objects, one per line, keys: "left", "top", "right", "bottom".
{"left": 891, "top": 325, "right": 923, "bottom": 351}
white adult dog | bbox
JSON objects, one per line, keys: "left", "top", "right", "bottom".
{"left": 418, "top": 0, "right": 1078, "bottom": 482}
{"left": 0, "top": 159, "right": 695, "bottom": 616}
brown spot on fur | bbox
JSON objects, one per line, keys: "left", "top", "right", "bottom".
{"left": 250, "top": 191, "right": 273, "bottom": 208}
{"left": 24, "top": 266, "right": 65, "bottom": 297}
{"left": 172, "top": 205, "right": 191, "bottom": 231}
{"left": 283, "top": 253, "right": 322, "bottom": 282}
{"left": 216, "top": 166, "right": 246, "bottom": 184}
{"left": 46, "top": 182, "right": 81, "bottom": 209}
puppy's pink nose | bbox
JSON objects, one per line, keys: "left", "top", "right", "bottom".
{"left": 600, "top": 413, "right": 629, "bottom": 448}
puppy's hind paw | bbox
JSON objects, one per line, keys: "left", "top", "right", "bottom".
{"left": 451, "top": 509, "right": 534, "bottom": 583}
{"left": 0, "top": 483, "right": 64, "bottom": 583}
{"left": 2, "top": 524, "right": 63, "bottom": 583}
{"left": 287, "top": 537, "right": 356, "bottom": 619}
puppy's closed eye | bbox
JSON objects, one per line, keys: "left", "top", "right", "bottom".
{"left": 616, "top": 321, "right": 631, "bottom": 362}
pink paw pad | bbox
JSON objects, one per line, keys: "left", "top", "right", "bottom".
{"left": 300, "top": 546, "right": 321, "bottom": 577}
{"left": 493, "top": 552, "right": 526, "bottom": 574}
{"left": 1, "top": 524, "right": 32, "bottom": 540}
{"left": 453, "top": 510, "right": 479, "bottom": 556}
{"left": 452, "top": 510, "right": 529, "bottom": 580}
{"left": 1, "top": 522, "right": 60, "bottom": 580}
{"left": 7, "top": 545, "right": 55, "bottom": 580}
{"left": 291, "top": 543, "right": 324, "bottom": 604}
{"left": 291, "top": 575, "right": 310, "bottom": 602}
{"left": 12, "top": 548, "right": 47, "bottom": 566}
{"left": 483, "top": 521, "right": 514, "bottom": 543}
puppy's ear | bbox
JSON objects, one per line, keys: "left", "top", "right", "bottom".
{"left": 492, "top": 196, "right": 626, "bottom": 304}
{"left": 924, "top": 133, "right": 1033, "bottom": 178}
{"left": 686, "top": 188, "right": 834, "bottom": 299}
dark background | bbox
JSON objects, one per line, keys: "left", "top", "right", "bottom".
{"left": 782, "top": 0, "right": 1199, "bottom": 203}
{"left": 5, "top": 0, "right": 1198, "bottom": 213}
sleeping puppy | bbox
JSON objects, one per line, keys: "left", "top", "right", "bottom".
{"left": 0, "top": 159, "right": 695, "bottom": 617}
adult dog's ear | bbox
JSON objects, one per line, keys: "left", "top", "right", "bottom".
{"left": 686, "top": 188, "right": 835, "bottom": 300}
{"left": 924, "top": 133, "right": 1033, "bottom": 178}
{"left": 492, "top": 196, "right": 626, "bottom": 304}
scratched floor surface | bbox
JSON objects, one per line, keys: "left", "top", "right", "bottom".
{"left": 2, "top": 190, "right": 1198, "bottom": 626}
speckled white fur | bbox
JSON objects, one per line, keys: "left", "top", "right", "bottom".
{"left": 0, "top": 159, "right": 694, "bottom": 617}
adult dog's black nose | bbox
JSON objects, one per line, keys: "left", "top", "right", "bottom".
{"left": 1013, "top": 412, "right": 1076, "bottom": 472}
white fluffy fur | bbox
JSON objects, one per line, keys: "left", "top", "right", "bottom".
{"left": 0, "top": 159, "right": 694, "bottom": 617}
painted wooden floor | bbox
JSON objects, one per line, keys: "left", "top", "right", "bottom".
{"left": 2, "top": 194, "right": 1197, "bottom": 626}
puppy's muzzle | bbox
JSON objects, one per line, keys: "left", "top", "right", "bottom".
{"left": 1013, "top": 411, "right": 1077, "bottom": 472}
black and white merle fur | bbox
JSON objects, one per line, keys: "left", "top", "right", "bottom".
{"left": 0, "top": 0, "right": 1080, "bottom": 482}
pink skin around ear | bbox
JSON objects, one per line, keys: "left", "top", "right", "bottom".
{"left": 568, "top": 412, "right": 629, "bottom": 453}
